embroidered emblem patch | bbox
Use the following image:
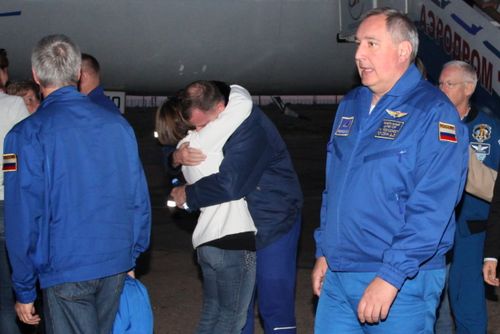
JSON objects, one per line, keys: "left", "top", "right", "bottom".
{"left": 472, "top": 123, "right": 492, "bottom": 143}
{"left": 439, "top": 122, "right": 458, "bottom": 143}
{"left": 335, "top": 116, "right": 354, "bottom": 137}
{"left": 374, "top": 119, "right": 405, "bottom": 140}
{"left": 385, "top": 109, "right": 408, "bottom": 118}
{"left": 470, "top": 142, "right": 490, "bottom": 162}
{"left": 2, "top": 154, "right": 17, "bottom": 172}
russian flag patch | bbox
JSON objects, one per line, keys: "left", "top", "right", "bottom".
{"left": 439, "top": 122, "right": 458, "bottom": 143}
{"left": 3, "top": 153, "right": 17, "bottom": 172}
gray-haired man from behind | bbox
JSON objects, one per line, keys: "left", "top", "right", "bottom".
{"left": 3, "top": 34, "right": 151, "bottom": 334}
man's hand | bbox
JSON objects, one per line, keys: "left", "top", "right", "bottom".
{"left": 357, "top": 277, "right": 398, "bottom": 324}
{"left": 170, "top": 185, "right": 187, "bottom": 208}
{"left": 172, "top": 143, "right": 206, "bottom": 167}
{"left": 15, "top": 302, "right": 41, "bottom": 325}
{"left": 312, "top": 256, "right": 328, "bottom": 296}
{"left": 483, "top": 260, "right": 499, "bottom": 286}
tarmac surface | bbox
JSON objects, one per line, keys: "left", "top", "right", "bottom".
{"left": 125, "top": 105, "right": 500, "bottom": 334}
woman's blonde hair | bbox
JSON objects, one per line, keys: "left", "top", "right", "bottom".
{"left": 155, "top": 97, "right": 194, "bottom": 146}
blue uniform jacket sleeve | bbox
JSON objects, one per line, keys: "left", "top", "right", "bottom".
{"left": 4, "top": 127, "right": 43, "bottom": 303}
{"left": 377, "top": 102, "right": 468, "bottom": 289}
{"left": 314, "top": 131, "right": 336, "bottom": 258}
{"left": 185, "top": 110, "right": 272, "bottom": 210}
{"left": 131, "top": 157, "right": 151, "bottom": 261}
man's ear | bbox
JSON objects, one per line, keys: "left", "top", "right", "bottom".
{"left": 398, "top": 41, "right": 412, "bottom": 63}
{"left": 32, "top": 68, "right": 40, "bottom": 85}
{"left": 465, "top": 81, "right": 476, "bottom": 98}
{"left": 215, "top": 101, "right": 225, "bottom": 115}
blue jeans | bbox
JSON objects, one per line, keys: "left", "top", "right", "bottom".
{"left": 315, "top": 269, "right": 445, "bottom": 333}
{"left": 196, "top": 246, "right": 256, "bottom": 334}
{"left": 43, "top": 273, "right": 126, "bottom": 334}
{"left": 243, "top": 215, "right": 301, "bottom": 334}
{"left": 0, "top": 201, "right": 23, "bottom": 334}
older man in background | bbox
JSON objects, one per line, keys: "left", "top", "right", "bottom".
{"left": 439, "top": 60, "right": 500, "bottom": 334}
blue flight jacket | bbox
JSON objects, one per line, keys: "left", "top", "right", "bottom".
{"left": 314, "top": 65, "right": 468, "bottom": 289}
{"left": 185, "top": 106, "right": 303, "bottom": 249}
{"left": 4, "top": 86, "right": 151, "bottom": 303}
{"left": 88, "top": 85, "right": 121, "bottom": 114}
{"left": 457, "top": 107, "right": 500, "bottom": 236}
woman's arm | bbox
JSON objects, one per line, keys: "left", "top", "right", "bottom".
{"left": 188, "top": 85, "right": 252, "bottom": 150}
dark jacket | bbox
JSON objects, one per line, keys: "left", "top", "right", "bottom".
{"left": 457, "top": 107, "right": 500, "bottom": 235}
{"left": 485, "top": 164, "right": 500, "bottom": 259}
{"left": 88, "top": 85, "right": 121, "bottom": 114}
{"left": 185, "top": 105, "right": 303, "bottom": 249}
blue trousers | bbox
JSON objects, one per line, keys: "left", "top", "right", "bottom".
{"left": 196, "top": 246, "right": 256, "bottom": 334}
{"left": 449, "top": 231, "right": 487, "bottom": 334}
{"left": 242, "top": 215, "right": 301, "bottom": 334}
{"left": 435, "top": 264, "right": 454, "bottom": 334}
{"left": 43, "top": 273, "right": 126, "bottom": 334}
{"left": 315, "top": 269, "right": 445, "bottom": 333}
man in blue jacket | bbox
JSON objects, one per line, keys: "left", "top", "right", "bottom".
{"left": 79, "top": 53, "right": 121, "bottom": 114}
{"left": 3, "top": 34, "right": 151, "bottom": 334}
{"left": 439, "top": 60, "right": 500, "bottom": 333}
{"left": 170, "top": 81, "right": 303, "bottom": 333}
{"left": 312, "top": 8, "right": 468, "bottom": 333}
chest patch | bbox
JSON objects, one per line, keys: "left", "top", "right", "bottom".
{"left": 335, "top": 116, "right": 354, "bottom": 137}
{"left": 439, "top": 122, "right": 458, "bottom": 143}
{"left": 472, "top": 123, "right": 492, "bottom": 142}
{"left": 470, "top": 142, "right": 490, "bottom": 161}
{"left": 385, "top": 109, "right": 408, "bottom": 118}
{"left": 374, "top": 119, "right": 405, "bottom": 140}
{"left": 2, "top": 154, "right": 17, "bottom": 172}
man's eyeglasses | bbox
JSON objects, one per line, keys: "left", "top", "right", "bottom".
{"left": 438, "top": 81, "right": 471, "bottom": 89}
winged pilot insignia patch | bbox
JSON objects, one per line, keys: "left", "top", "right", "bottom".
{"left": 385, "top": 109, "right": 408, "bottom": 118}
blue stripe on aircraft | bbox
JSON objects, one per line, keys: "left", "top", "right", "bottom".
{"left": 451, "top": 13, "right": 483, "bottom": 35}
{"left": 0, "top": 11, "right": 21, "bottom": 17}
{"left": 483, "top": 40, "right": 500, "bottom": 59}
{"left": 431, "top": 0, "right": 451, "bottom": 9}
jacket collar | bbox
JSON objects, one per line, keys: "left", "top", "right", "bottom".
{"left": 40, "top": 85, "right": 84, "bottom": 108}
{"left": 360, "top": 64, "right": 422, "bottom": 99}
{"left": 88, "top": 85, "right": 105, "bottom": 98}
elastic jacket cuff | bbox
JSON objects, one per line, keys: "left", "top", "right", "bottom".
{"left": 376, "top": 264, "right": 407, "bottom": 290}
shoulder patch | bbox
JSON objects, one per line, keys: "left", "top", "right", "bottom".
{"left": 3, "top": 154, "right": 17, "bottom": 172}
{"left": 472, "top": 123, "right": 492, "bottom": 143}
{"left": 439, "top": 122, "right": 457, "bottom": 143}
{"left": 335, "top": 116, "right": 354, "bottom": 137}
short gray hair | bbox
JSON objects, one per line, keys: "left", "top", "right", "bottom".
{"left": 31, "top": 34, "right": 81, "bottom": 88}
{"left": 443, "top": 60, "right": 478, "bottom": 87}
{"left": 362, "top": 7, "right": 419, "bottom": 62}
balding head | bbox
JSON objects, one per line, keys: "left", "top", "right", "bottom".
{"left": 79, "top": 53, "right": 101, "bottom": 95}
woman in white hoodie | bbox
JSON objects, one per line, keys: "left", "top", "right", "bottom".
{"left": 156, "top": 82, "right": 256, "bottom": 334}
